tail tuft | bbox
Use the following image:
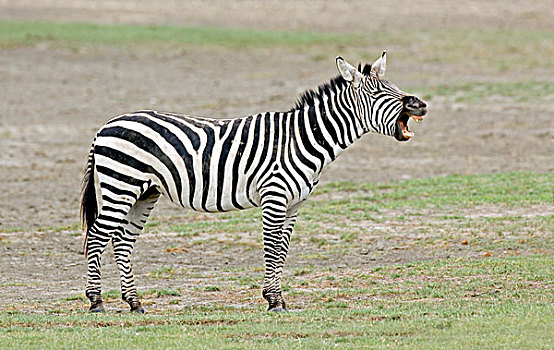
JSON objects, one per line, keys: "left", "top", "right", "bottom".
{"left": 80, "top": 145, "right": 97, "bottom": 256}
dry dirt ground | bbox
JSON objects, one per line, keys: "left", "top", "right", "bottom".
{"left": 0, "top": 1, "right": 552, "bottom": 311}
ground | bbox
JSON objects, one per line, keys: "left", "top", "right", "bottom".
{"left": 0, "top": 0, "right": 552, "bottom": 315}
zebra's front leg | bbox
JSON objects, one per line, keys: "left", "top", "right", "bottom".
{"left": 260, "top": 193, "right": 288, "bottom": 312}
{"left": 273, "top": 207, "right": 299, "bottom": 300}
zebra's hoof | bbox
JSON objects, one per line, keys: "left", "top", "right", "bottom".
{"left": 268, "top": 306, "right": 288, "bottom": 313}
{"left": 263, "top": 290, "right": 287, "bottom": 313}
{"left": 89, "top": 302, "right": 105, "bottom": 313}
{"left": 131, "top": 307, "right": 145, "bottom": 314}
{"left": 129, "top": 301, "right": 145, "bottom": 314}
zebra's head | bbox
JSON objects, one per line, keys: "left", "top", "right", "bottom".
{"left": 336, "top": 51, "right": 427, "bottom": 141}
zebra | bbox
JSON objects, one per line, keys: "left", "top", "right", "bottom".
{"left": 80, "top": 51, "right": 428, "bottom": 313}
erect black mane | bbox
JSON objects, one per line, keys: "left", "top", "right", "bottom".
{"left": 361, "top": 63, "right": 373, "bottom": 76}
{"left": 290, "top": 63, "right": 373, "bottom": 111}
{"left": 289, "top": 75, "right": 346, "bottom": 111}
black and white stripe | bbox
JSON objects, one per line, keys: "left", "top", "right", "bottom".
{"left": 80, "top": 53, "right": 427, "bottom": 312}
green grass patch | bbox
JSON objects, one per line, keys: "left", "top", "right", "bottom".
{"left": 148, "top": 266, "right": 184, "bottom": 279}
{"left": 1, "top": 256, "right": 552, "bottom": 349}
{"left": 142, "top": 289, "right": 182, "bottom": 298}
{"left": 313, "top": 171, "right": 553, "bottom": 209}
{"left": 0, "top": 20, "right": 356, "bottom": 49}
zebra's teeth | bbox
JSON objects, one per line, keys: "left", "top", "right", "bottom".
{"left": 410, "top": 115, "right": 424, "bottom": 123}
{"left": 402, "top": 130, "right": 414, "bottom": 138}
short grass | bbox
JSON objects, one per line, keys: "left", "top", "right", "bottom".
{"left": 2, "top": 172, "right": 551, "bottom": 348}
{"left": 311, "top": 171, "right": 552, "bottom": 208}
{"left": 1, "top": 256, "right": 552, "bottom": 349}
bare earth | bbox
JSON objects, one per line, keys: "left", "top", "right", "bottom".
{"left": 0, "top": 1, "right": 552, "bottom": 311}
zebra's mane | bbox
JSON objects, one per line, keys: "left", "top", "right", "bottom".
{"left": 290, "top": 63, "right": 372, "bottom": 111}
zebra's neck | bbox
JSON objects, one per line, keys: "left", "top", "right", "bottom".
{"left": 289, "top": 79, "right": 366, "bottom": 164}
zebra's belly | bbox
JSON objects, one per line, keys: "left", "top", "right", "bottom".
{"left": 201, "top": 196, "right": 259, "bottom": 212}
{"left": 186, "top": 188, "right": 261, "bottom": 213}
{"left": 173, "top": 174, "right": 262, "bottom": 213}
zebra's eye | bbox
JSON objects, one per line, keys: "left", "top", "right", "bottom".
{"left": 362, "top": 84, "right": 378, "bottom": 95}
{"left": 369, "top": 87, "right": 381, "bottom": 95}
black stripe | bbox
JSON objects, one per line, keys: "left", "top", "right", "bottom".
{"left": 285, "top": 113, "right": 310, "bottom": 189}
{"left": 97, "top": 213, "right": 128, "bottom": 225}
{"left": 96, "top": 164, "right": 144, "bottom": 188}
{"left": 218, "top": 121, "right": 229, "bottom": 139}
{"left": 278, "top": 115, "right": 300, "bottom": 195}
{"left": 200, "top": 123, "right": 216, "bottom": 211}
{"left": 333, "top": 91, "right": 357, "bottom": 143}
{"left": 255, "top": 113, "right": 280, "bottom": 184}
{"left": 102, "top": 205, "right": 129, "bottom": 216}
{"left": 365, "top": 96, "right": 378, "bottom": 132}
{"left": 142, "top": 111, "right": 201, "bottom": 151}
{"left": 245, "top": 114, "right": 262, "bottom": 170}
{"left": 308, "top": 106, "right": 335, "bottom": 161}
{"left": 100, "top": 182, "right": 138, "bottom": 200}
{"left": 246, "top": 113, "right": 271, "bottom": 197}
{"left": 292, "top": 111, "right": 319, "bottom": 173}
{"left": 94, "top": 221, "right": 120, "bottom": 231}
{"left": 379, "top": 98, "right": 399, "bottom": 125}
{"left": 101, "top": 194, "right": 133, "bottom": 207}
{"left": 296, "top": 110, "right": 324, "bottom": 170}
{"left": 319, "top": 103, "right": 341, "bottom": 148}
{"left": 230, "top": 116, "right": 252, "bottom": 210}
{"left": 216, "top": 119, "right": 241, "bottom": 211}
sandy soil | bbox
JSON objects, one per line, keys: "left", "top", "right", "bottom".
{"left": 0, "top": 1, "right": 552, "bottom": 310}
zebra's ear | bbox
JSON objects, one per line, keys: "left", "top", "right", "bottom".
{"left": 336, "top": 56, "right": 363, "bottom": 88}
{"left": 370, "top": 50, "right": 387, "bottom": 78}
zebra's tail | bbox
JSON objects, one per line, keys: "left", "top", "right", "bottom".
{"left": 80, "top": 144, "right": 97, "bottom": 256}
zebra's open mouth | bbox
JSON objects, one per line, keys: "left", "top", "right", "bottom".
{"left": 395, "top": 112, "right": 425, "bottom": 141}
{"left": 396, "top": 95, "right": 427, "bottom": 141}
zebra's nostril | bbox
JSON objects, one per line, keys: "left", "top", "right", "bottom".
{"left": 403, "top": 95, "right": 423, "bottom": 108}
{"left": 407, "top": 97, "right": 426, "bottom": 109}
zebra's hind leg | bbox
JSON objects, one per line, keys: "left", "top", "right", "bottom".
{"left": 85, "top": 211, "right": 130, "bottom": 313}
{"left": 85, "top": 181, "right": 141, "bottom": 312}
{"left": 113, "top": 187, "right": 160, "bottom": 313}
